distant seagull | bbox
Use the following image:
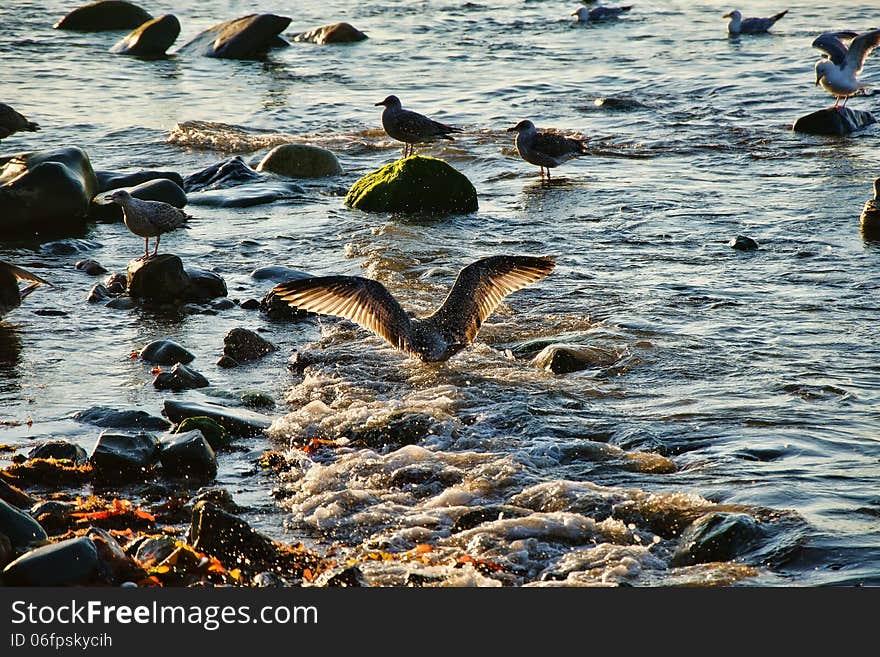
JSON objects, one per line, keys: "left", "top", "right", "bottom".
{"left": 571, "top": 5, "right": 633, "bottom": 22}
{"left": 270, "top": 255, "right": 556, "bottom": 363}
{"left": 0, "top": 103, "right": 39, "bottom": 140}
{"left": 861, "top": 177, "right": 880, "bottom": 239}
{"left": 813, "top": 29, "right": 880, "bottom": 109}
{"left": 723, "top": 9, "right": 788, "bottom": 35}
{"left": 0, "top": 261, "right": 51, "bottom": 319}
{"left": 507, "top": 119, "right": 588, "bottom": 180}
{"left": 104, "top": 190, "right": 191, "bottom": 259}
{"left": 375, "top": 95, "right": 462, "bottom": 157}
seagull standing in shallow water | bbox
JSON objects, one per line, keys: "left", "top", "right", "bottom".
{"left": 722, "top": 9, "right": 788, "bottom": 35}
{"left": 507, "top": 120, "right": 588, "bottom": 181}
{"left": 812, "top": 29, "right": 880, "bottom": 109}
{"left": 571, "top": 5, "right": 633, "bottom": 22}
{"left": 375, "top": 95, "right": 462, "bottom": 157}
{"left": 104, "top": 189, "right": 191, "bottom": 259}
{"left": 270, "top": 255, "right": 556, "bottom": 363}
{"left": 0, "top": 261, "right": 51, "bottom": 319}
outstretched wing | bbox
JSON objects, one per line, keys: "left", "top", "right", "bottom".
{"left": 812, "top": 31, "right": 857, "bottom": 66}
{"left": 428, "top": 255, "right": 556, "bottom": 344}
{"left": 532, "top": 131, "right": 588, "bottom": 158}
{"left": 0, "top": 260, "right": 50, "bottom": 312}
{"left": 845, "top": 28, "right": 880, "bottom": 75}
{"left": 270, "top": 276, "right": 416, "bottom": 353}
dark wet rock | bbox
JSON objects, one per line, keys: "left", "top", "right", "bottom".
{"left": 165, "top": 400, "right": 271, "bottom": 438}
{"left": 32, "top": 309, "right": 67, "bottom": 317}
{"left": 346, "top": 411, "right": 439, "bottom": 449}
{"left": 104, "top": 271, "right": 127, "bottom": 294}
{"left": 0, "top": 498, "right": 47, "bottom": 549}
{"left": 175, "top": 417, "right": 230, "bottom": 450}
{"left": 256, "top": 144, "right": 344, "bottom": 178}
{"left": 88, "top": 526, "right": 145, "bottom": 582}
{"left": 346, "top": 156, "right": 478, "bottom": 215}
{"left": 259, "top": 270, "right": 315, "bottom": 320}
{"left": 159, "top": 430, "right": 217, "bottom": 480}
{"left": 90, "top": 178, "right": 187, "bottom": 222}
{"left": 252, "top": 571, "right": 285, "bottom": 587}
{"left": 110, "top": 13, "right": 180, "bottom": 57}
{"left": 792, "top": 107, "right": 876, "bottom": 136}
{"left": 96, "top": 169, "right": 184, "bottom": 193}
{"left": 187, "top": 181, "right": 304, "bottom": 207}
{"left": 127, "top": 254, "right": 191, "bottom": 301}
{"left": 189, "top": 487, "right": 240, "bottom": 513}
{"left": 139, "top": 338, "right": 195, "bottom": 365}
{"left": 75, "top": 258, "right": 108, "bottom": 275}
{"left": 241, "top": 392, "right": 274, "bottom": 410}
{"left": 212, "top": 298, "right": 236, "bottom": 310}
{"left": 386, "top": 463, "right": 463, "bottom": 495}
{"left": 1, "top": 536, "right": 99, "bottom": 586}
{"left": 313, "top": 564, "right": 368, "bottom": 587}
{"left": 28, "top": 439, "right": 88, "bottom": 463}
{"left": 0, "top": 147, "right": 98, "bottom": 236}
{"left": 405, "top": 572, "right": 445, "bottom": 587}
{"left": 74, "top": 405, "right": 170, "bottom": 430}
{"left": 531, "top": 344, "right": 619, "bottom": 374}
{"left": 177, "top": 14, "right": 292, "bottom": 59}
{"left": 0, "top": 479, "right": 35, "bottom": 509}
{"left": 0, "top": 534, "right": 12, "bottom": 569}
{"left": 40, "top": 237, "right": 100, "bottom": 255}
{"left": 216, "top": 355, "right": 239, "bottom": 368}
{"left": 250, "top": 265, "right": 313, "bottom": 283}
{"left": 31, "top": 500, "right": 76, "bottom": 535}
{"left": 88, "top": 430, "right": 160, "bottom": 478}
{"left": 590, "top": 96, "right": 649, "bottom": 111}
{"left": 240, "top": 298, "right": 261, "bottom": 310}
{"left": 187, "top": 501, "right": 278, "bottom": 571}
{"left": 221, "top": 327, "right": 277, "bottom": 366}
{"left": 450, "top": 505, "right": 531, "bottom": 534}
{"left": 183, "top": 156, "right": 264, "bottom": 193}
{"left": 293, "top": 22, "right": 368, "bottom": 45}
{"left": 184, "top": 266, "right": 228, "bottom": 301}
{"left": 153, "top": 363, "right": 209, "bottom": 391}
{"left": 133, "top": 535, "right": 177, "bottom": 565}
{"left": 672, "top": 512, "right": 763, "bottom": 567}
{"left": 729, "top": 235, "right": 759, "bottom": 251}
{"left": 54, "top": 1, "right": 152, "bottom": 31}
{"left": 105, "top": 296, "right": 137, "bottom": 310}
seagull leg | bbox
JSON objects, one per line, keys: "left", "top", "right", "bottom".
{"left": 153, "top": 234, "right": 160, "bottom": 257}
{"left": 144, "top": 238, "right": 150, "bottom": 259}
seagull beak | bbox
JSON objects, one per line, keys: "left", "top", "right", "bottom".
{"left": 374, "top": 101, "right": 384, "bottom": 106}
{"left": 722, "top": 12, "right": 731, "bottom": 18}
{"left": 506, "top": 126, "right": 517, "bottom": 132}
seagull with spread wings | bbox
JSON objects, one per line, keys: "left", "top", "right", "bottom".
{"left": 270, "top": 255, "right": 556, "bottom": 363}
{"left": 812, "top": 29, "right": 880, "bottom": 109}
{"left": 0, "top": 261, "right": 51, "bottom": 318}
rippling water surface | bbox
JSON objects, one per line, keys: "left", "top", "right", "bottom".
{"left": 1, "top": 0, "right": 879, "bottom": 586}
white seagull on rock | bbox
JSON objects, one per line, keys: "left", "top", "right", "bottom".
{"left": 270, "top": 255, "right": 556, "bottom": 363}
{"left": 723, "top": 9, "right": 788, "bottom": 35}
{"left": 104, "top": 189, "right": 191, "bottom": 259}
{"left": 507, "top": 120, "right": 588, "bottom": 180}
{"left": 812, "top": 29, "right": 880, "bottom": 109}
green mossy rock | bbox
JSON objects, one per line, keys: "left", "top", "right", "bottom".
{"left": 345, "top": 156, "right": 478, "bottom": 215}
{"left": 175, "top": 416, "right": 230, "bottom": 450}
{"left": 256, "top": 144, "right": 343, "bottom": 178}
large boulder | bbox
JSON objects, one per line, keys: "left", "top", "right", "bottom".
{"left": 110, "top": 14, "right": 181, "bottom": 57}
{"left": 89, "top": 178, "right": 187, "bottom": 221}
{"left": 345, "top": 155, "right": 478, "bottom": 214}
{"left": 0, "top": 147, "right": 98, "bottom": 236}
{"left": 1, "top": 537, "right": 100, "bottom": 586}
{"left": 293, "top": 22, "right": 368, "bottom": 45}
{"left": 792, "top": 107, "right": 876, "bottom": 136}
{"left": 54, "top": 1, "right": 152, "bottom": 31}
{"left": 0, "top": 498, "right": 47, "bottom": 550}
{"left": 177, "top": 14, "right": 292, "bottom": 59}
{"left": 256, "top": 144, "right": 344, "bottom": 178}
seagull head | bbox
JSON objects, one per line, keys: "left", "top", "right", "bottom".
{"left": 571, "top": 7, "right": 591, "bottom": 21}
{"left": 104, "top": 189, "right": 132, "bottom": 204}
{"left": 815, "top": 59, "right": 833, "bottom": 86}
{"left": 507, "top": 120, "right": 536, "bottom": 134}
{"left": 375, "top": 95, "right": 401, "bottom": 108}
{"left": 722, "top": 10, "right": 741, "bottom": 20}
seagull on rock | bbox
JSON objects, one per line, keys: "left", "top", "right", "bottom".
{"left": 0, "top": 103, "right": 39, "bottom": 140}
{"left": 270, "top": 255, "right": 556, "bottom": 363}
{"left": 104, "top": 189, "right": 191, "bottom": 259}
{"left": 812, "top": 29, "right": 880, "bottom": 109}
{"left": 572, "top": 5, "right": 633, "bottom": 22}
{"left": 375, "top": 95, "right": 462, "bottom": 157}
{"left": 0, "top": 261, "right": 51, "bottom": 318}
{"left": 507, "top": 120, "right": 588, "bottom": 180}
{"left": 723, "top": 9, "right": 788, "bottom": 35}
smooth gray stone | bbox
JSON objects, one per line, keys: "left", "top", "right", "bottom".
{"left": 90, "top": 178, "right": 187, "bottom": 222}
{"left": 127, "top": 254, "right": 191, "bottom": 301}
{"left": 186, "top": 181, "right": 304, "bottom": 207}
{"left": 139, "top": 339, "right": 195, "bottom": 365}
{"left": 159, "top": 429, "right": 217, "bottom": 479}
{"left": 792, "top": 107, "right": 876, "bottom": 136}
{"left": 184, "top": 267, "right": 228, "bottom": 300}
{"left": 153, "top": 363, "right": 209, "bottom": 391}
{"left": 176, "top": 13, "right": 292, "bottom": 59}
{"left": 164, "top": 400, "right": 271, "bottom": 437}
{"left": 110, "top": 13, "right": 180, "bottom": 57}
{"left": 1, "top": 537, "right": 99, "bottom": 586}
{"left": 0, "top": 498, "right": 47, "bottom": 549}
{"left": 183, "top": 156, "right": 264, "bottom": 192}
{"left": 96, "top": 169, "right": 184, "bottom": 192}
{"left": 88, "top": 430, "right": 160, "bottom": 476}
{"left": 54, "top": 1, "right": 152, "bottom": 31}
{"left": 28, "top": 439, "right": 88, "bottom": 463}
{"left": 74, "top": 405, "right": 170, "bottom": 430}
{"left": 250, "top": 265, "right": 313, "bottom": 282}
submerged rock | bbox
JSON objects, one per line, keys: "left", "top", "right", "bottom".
{"left": 153, "top": 363, "right": 209, "bottom": 391}
{"left": 74, "top": 405, "right": 170, "bottom": 430}
{"left": 159, "top": 430, "right": 217, "bottom": 480}
{"left": 88, "top": 430, "right": 160, "bottom": 478}
{"left": 183, "top": 156, "right": 264, "bottom": 193}
{"left": 312, "top": 564, "right": 368, "bottom": 587}
{"left": 187, "top": 181, "right": 304, "bottom": 207}
{"left": 792, "top": 107, "right": 877, "bottom": 136}
{"left": 250, "top": 265, "right": 313, "bottom": 283}
{"left": 0, "top": 147, "right": 98, "bottom": 236}
{"left": 532, "top": 344, "right": 619, "bottom": 374}
{"left": 256, "top": 143, "right": 344, "bottom": 178}
{"left": 1, "top": 536, "right": 99, "bottom": 586}
{"left": 221, "top": 327, "right": 277, "bottom": 366}
{"left": 184, "top": 267, "right": 228, "bottom": 301}
{"left": 345, "top": 155, "right": 478, "bottom": 215}
{"left": 90, "top": 178, "right": 187, "bottom": 222}
{"left": 164, "top": 400, "right": 272, "bottom": 437}
{"left": 729, "top": 235, "right": 759, "bottom": 251}
{"left": 138, "top": 339, "right": 195, "bottom": 365}
{"left": 28, "top": 439, "right": 88, "bottom": 463}
{"left": 174, "top": 417, "right": 230, "bottom": 451}
{"left": 293, "top": 22, "right": 368, "bottom": 45}
{"left": 110, "top": 13, "right": 181, "bottom": 57}
{"left": 0, "top": 498, "right": 47, "bottom": 550}
{"left": 75, "top": 258, "right": 108, "bottom": 275}
{"left": 54, "top": 1, "right": 152, "bottom": 31}
{"left": 346, "top": 411, "right": 440, "bottom": 449}
{"left": 672, "top": 512, "right": 763, "bottom": 566}
{"left": 96, "top": 169, "right": 184, "bottom": 192}
{"left": 177, "top": 13, "right": 292, "bottom": 59}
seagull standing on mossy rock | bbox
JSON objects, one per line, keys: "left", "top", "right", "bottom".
{"left": 376, "top": 95, "right": 463, "bottom": 157}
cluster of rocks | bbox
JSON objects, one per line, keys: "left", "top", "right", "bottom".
{"left": 53, "top": 1, "right": 367, "bottom": 59}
